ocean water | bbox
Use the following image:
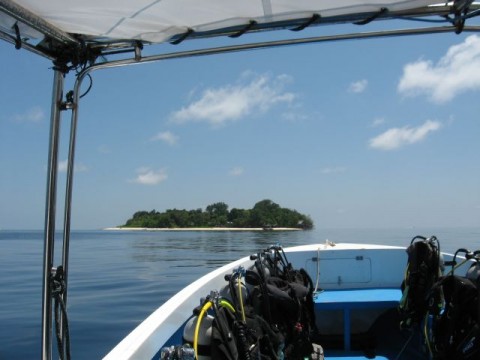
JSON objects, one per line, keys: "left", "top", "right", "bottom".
{"left": 0, "top": 227, "right": 478, "bottom": 359}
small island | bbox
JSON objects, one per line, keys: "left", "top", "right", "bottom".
{"left": 117, "top": 199, "right": 313, "bottom": 230}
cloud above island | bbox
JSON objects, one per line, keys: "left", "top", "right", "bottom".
{"left": 130, "top": 167, "right": 168, "bottom": 185}
{"left": 229, "top": 166, "right": 244, "bottom": 176}
{"left": 398, "top": 35, "right": 480, "bottom": 103}
{"left": 348, "top": 79, "right": 368, "bottom": 93}
{"left": 369, "top": 120, "right": 441, "bottom": 150}
{"left": 169, "top": 72, "right": 296, "bottom": 127}
{"left": 11, "top": 106, "right": 45, "bottom": 123}
{"left": 151, "top": 131, "right": 179, "bottom": 145}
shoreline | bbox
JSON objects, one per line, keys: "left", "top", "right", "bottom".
{"left": 103, "top": 227, "right": 303, "bottom": 232}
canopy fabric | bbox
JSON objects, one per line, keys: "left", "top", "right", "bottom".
{"left": 0, "top": 0, "right": 452, "bottom": 44}
{"left": 2, "top": 0, "right": 480, "bottom": 65}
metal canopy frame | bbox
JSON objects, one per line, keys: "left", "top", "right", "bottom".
{"left": 1, "top": 1, "right": 480, "bottom": 359}
{"left": 1, "top": 0, "right": 479, "bottom": 64}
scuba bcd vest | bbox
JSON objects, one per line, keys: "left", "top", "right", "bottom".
{"left": 425, "top": 249, "right": 480, "bottom": 360}
{"left": 399, "top": 235, "right": 442, "bottom": 329}
{"left": 183, "top": 245, "right": 323, "bottom": 360}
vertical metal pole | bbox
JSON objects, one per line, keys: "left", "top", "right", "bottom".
{"left": 60, "top": 69, "right": 88, "bottom": 345}
{"left": 61, "top": 88, "right": 79, "bottom": 318}
{"left": 41, "top": 70, "right": 64, "bottom": 360}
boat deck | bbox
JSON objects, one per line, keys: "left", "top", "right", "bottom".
{"left": 314, "top": 288, "right": 402, "bottom": 360}
{"left": 314, "top": 288, "right": 402, "bottom": 349}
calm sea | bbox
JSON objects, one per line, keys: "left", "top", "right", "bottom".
{"left": 1, "top": 227, "right": 479, "bottom": 359}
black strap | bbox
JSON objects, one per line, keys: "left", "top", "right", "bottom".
{"left": 51, "top": 266, "right": 71, "bottom": 360}
{"left": 13, "top": 22, "right": 21, "bottom": 49}
{"left": 170, "top": 28, "right": 193, "bottom": 45}
{"left": 355, "top": 8, "right": 388, "bottom": 25}
{"left": 229, "top": 21, "right": 257, "bottom": 38}
{"left": 290, "top": 14, "right": 321, "bottom": 32}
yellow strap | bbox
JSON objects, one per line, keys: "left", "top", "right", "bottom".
{"left": 238, "top": 276, "right": 246, "bottom": 322}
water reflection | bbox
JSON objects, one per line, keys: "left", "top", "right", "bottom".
{"left": 1, "top": 228, "right": 478, "bottom": 359}
{"left": 129, "top": 230, "right": 310, "bottom": 264}
{"left": 128, "top": 227, "right": 480, "bottom": 266}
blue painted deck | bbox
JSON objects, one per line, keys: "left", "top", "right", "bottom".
{"left": 326, "top": 357, "right": 388, "bottom": 359}
{"left": 314, "top": 288, "right": 401, "bottom": 308}
{"left": 314, "top": 288, "right": 401, "bottom": 352}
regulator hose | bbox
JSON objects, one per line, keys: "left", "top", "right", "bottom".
{"left": 219, "top": 298, "right": 236, "bottom": 313}
{"left": 236, "top": 321, "right": 252, "bottom": 360}
{"left": 238, "top": 275, "right": 246, "bottom": 322}
{"left": 194, "top": 300, "right": 213, "bottom": 360}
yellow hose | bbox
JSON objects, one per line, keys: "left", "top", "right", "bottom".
{"left": 424, "top": 313, "right": 433, "bottom": 357}
{"left": 194, "top": 301, "right": 212, "bottom": 360}
{"left": 238, "top": 276, "right": 246, "bottom": 322}
{"left": 446, "top": 258, "right": 470, "bottom": 276}
{"left": 219, "top": 299, "right": 236, "bottom": 313}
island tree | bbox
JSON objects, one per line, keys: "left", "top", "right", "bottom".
{"left": 122, "top": 199, "right": 313, "bottom": 229}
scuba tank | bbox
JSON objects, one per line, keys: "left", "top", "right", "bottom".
{"left": 183, "top": 294, "right": 238, "bottom": 360}
{"left": 183, "top": 314, "right": 214, "bottom": 360}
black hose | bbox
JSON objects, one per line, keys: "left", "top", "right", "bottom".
{"left": 235, "top": 321, "right": 251, "bottom": 360}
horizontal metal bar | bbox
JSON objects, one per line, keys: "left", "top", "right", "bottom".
{"left": 0, "top": 28, "right": 55, "bottom": 60}
{"left": 81, "top": 25, "right": 480, "bottom": 78}
{"left": 0, "top": 0, "right": 80, "bottom": 46}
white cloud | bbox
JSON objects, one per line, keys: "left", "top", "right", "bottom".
{"left": 131, "top": 167, "right": 167, "bottom": 185}
{"left": 348, "top": 79, "right": 368, "bottom": 93}
{"left": 58, "top": 159, "right": 88, "bottom": 173}
{"left": 229, "top": 166, "right": 244, "bottom": 176}
{"left": 398, "top": 35, "right": 480, "bottom": 103}
{"left": 369, "top": 120, "right": 442, "bottom": 151}
{"left": 58, "top": 160, "right": 68, "bottom": 172}
{"left": 12, "top": 106, "right": 44, "bottom": 123}
{"left": 281, "top": 111, "right": 308, "bottom": 122}
{"left": 98, "top": 145, "right": 111, "bottom": 154}
{"left": 170, "top": 73, "right": 296, "bottom": 127}
{"left": 151, "top": 131, "right": 179, "bottom": 145}
{"left": 370, "top": 117, "right": 386, "bottom": 127}
{"left": 321, "top": 167, "right": 346, "bottom": 174}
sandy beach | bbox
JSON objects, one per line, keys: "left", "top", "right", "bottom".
{"left": 103, "top": 227, "right": 302, "bottom": 231}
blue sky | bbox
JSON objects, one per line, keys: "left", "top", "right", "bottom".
{"left": 1, "top": 22, "right": 480, "bottom": 230}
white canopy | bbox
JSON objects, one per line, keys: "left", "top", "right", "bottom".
{"left": 1, "top": 0, "right": 447, "bottom": 44}
{"left": 2, "top": 0, "right": 480, "bottom": 61}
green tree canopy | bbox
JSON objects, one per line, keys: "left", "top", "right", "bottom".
{"left": 122, "top": 199, "right": 313, "bottom": 229}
